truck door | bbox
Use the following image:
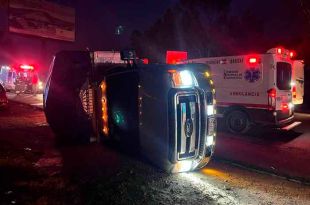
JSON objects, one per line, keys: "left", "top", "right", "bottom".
{"left": 275, "top": 62, "right": 293, "bottom": 121}
{"left": 292, "top": 60, "right": 304, "bottom": 105}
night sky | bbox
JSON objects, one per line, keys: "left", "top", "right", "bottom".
{"left": 0, "top": 0, "right": 307, "bottom": 75}
{"left": 0, "top": 0, "right": 178, "bottom": 74}
{"left": 76, "top": 0, "right": 179, "bottom": 49}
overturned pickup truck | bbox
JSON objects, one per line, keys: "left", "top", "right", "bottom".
{"left": 43, "top": 50, "right": 217, "bottom": 173}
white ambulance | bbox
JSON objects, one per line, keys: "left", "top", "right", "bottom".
{"left": 292, "top": 60, "right": 304, "bottom": 105}
{"left": 186, "top": 47, "right": 301, "bottom": 134}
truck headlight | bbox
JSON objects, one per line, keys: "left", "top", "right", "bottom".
{"left": 206, "top": 135, "right": 214, "bottom": 146}
{"left": 207, "top": 105, "right": 214, "bottom": 116}
{"left": 172, "top": 160, "right": 193, "bottom": 173}
{"left": 169, "top": 70, "right": 198, "bottom": 88}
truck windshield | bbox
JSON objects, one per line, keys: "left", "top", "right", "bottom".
{"left": 277, "top": 62, "right": 292, "bottom": 90}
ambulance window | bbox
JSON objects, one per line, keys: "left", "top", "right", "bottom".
{"left": 276, "top": 62, "right": 291, "bottom": 90}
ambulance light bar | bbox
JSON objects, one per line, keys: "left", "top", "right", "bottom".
{"left": 20, "top": 65, "right": 34, "bottom": 70}
{"left": 267, "top": 47, "right": 296, "bottom": 59}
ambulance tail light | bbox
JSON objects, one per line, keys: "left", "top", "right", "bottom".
{"left": 281, "top": 103, "right": 289, "bottom": 111}
{"left": 267, "top": 88, "right": 276, "bottom": 110}
{"left": 292, "top": 85, "right": 297, "bottom": 99}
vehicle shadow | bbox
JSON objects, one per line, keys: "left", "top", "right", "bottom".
{"left": 57, "top": 142, "right": 122, "bottom": 181}
{"left": 217, "top": 117, "right": 302, "bottom": 145}
{"left": 246, "top": 126, "right": 302, "bottom": 144}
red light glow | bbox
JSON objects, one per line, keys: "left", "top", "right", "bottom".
{"left": 268, "top": 88, "right": 276, "bottom": 98}
{"left": 277, "top": 48, "right": 282, "bottom": 54}
{"left": 292, "top": 86, "right": 297, "bottom": 98}
{"left": 20, "top": 65, "right": 34, "bottom": 70}
{"left": 289, "top": 51, "right": 296, "bottom": 58}
{"left": 142, "top": 58, "right": 149, "bottom": 64}
{"left": 281, "top": 103, "right": 289, "bottom": 111}
{"left": 166, "top": 51, "right": 188, "bottom": 65}
{"left": 249, "top": 58, "right": 257, "bottom": 64}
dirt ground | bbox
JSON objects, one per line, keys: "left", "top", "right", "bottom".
{"left": 0, "top": 102, "right": 310, "bottom": 205}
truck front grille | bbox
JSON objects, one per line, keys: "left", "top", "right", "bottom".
{"left": 173, "top": 92, "right": 201, "bottom": 161}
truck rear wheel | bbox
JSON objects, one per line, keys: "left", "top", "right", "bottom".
{"left": 225, "top": 110, "right": 250, "bottom": 134}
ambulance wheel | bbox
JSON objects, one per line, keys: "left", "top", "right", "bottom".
{"left": 225, "top": 110, "right": 250, "bottom": 134}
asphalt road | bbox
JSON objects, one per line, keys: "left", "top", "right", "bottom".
{"left": 0, "top": 100, "right": 309, "bottom": 204}
{"left": 215, "top": 112, "right": 310, "bottom": 182}
{"left": 6, "top": 93, "right": 44, "bottom": 109}
{"left": 6, "top": 93, "right": 310, "bottom": 181}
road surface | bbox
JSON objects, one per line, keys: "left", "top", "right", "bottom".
{"left": 0, "top": 100, "right": 309, "bottom": 204}
{"left": 6, "top": 92, "right": 310, "bottom": 181}
{"left": 6, "top": 93, "right": 43, "bottom": 109}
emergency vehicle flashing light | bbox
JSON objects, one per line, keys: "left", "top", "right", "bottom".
{"left": 142, "top": 58, "right": 149, "bottom": 64}
{"left": 275, "top": 47, "right": 296, "bottom": 59}
{"left": 166, "top": 51, "right": 188, "bottom": 65}
{"left": 249, "top": 57, "right": 257, "bottom": 64}
{"left": 20, "top": 65, "right": 34, "bottom": 70}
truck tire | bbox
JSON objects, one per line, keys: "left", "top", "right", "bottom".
{"left": 225, "top": 110, "right": 251, "bottom": 134}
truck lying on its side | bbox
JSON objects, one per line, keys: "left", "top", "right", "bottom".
{"left": 43, "top": 50, "right": 217, "bottom": 173}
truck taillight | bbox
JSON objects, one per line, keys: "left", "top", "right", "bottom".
{"left": 101, "top": 81, "right": 109, "bottom": 136}
{"left": 267, "top": 88, "right": 276, "bottom": 110}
